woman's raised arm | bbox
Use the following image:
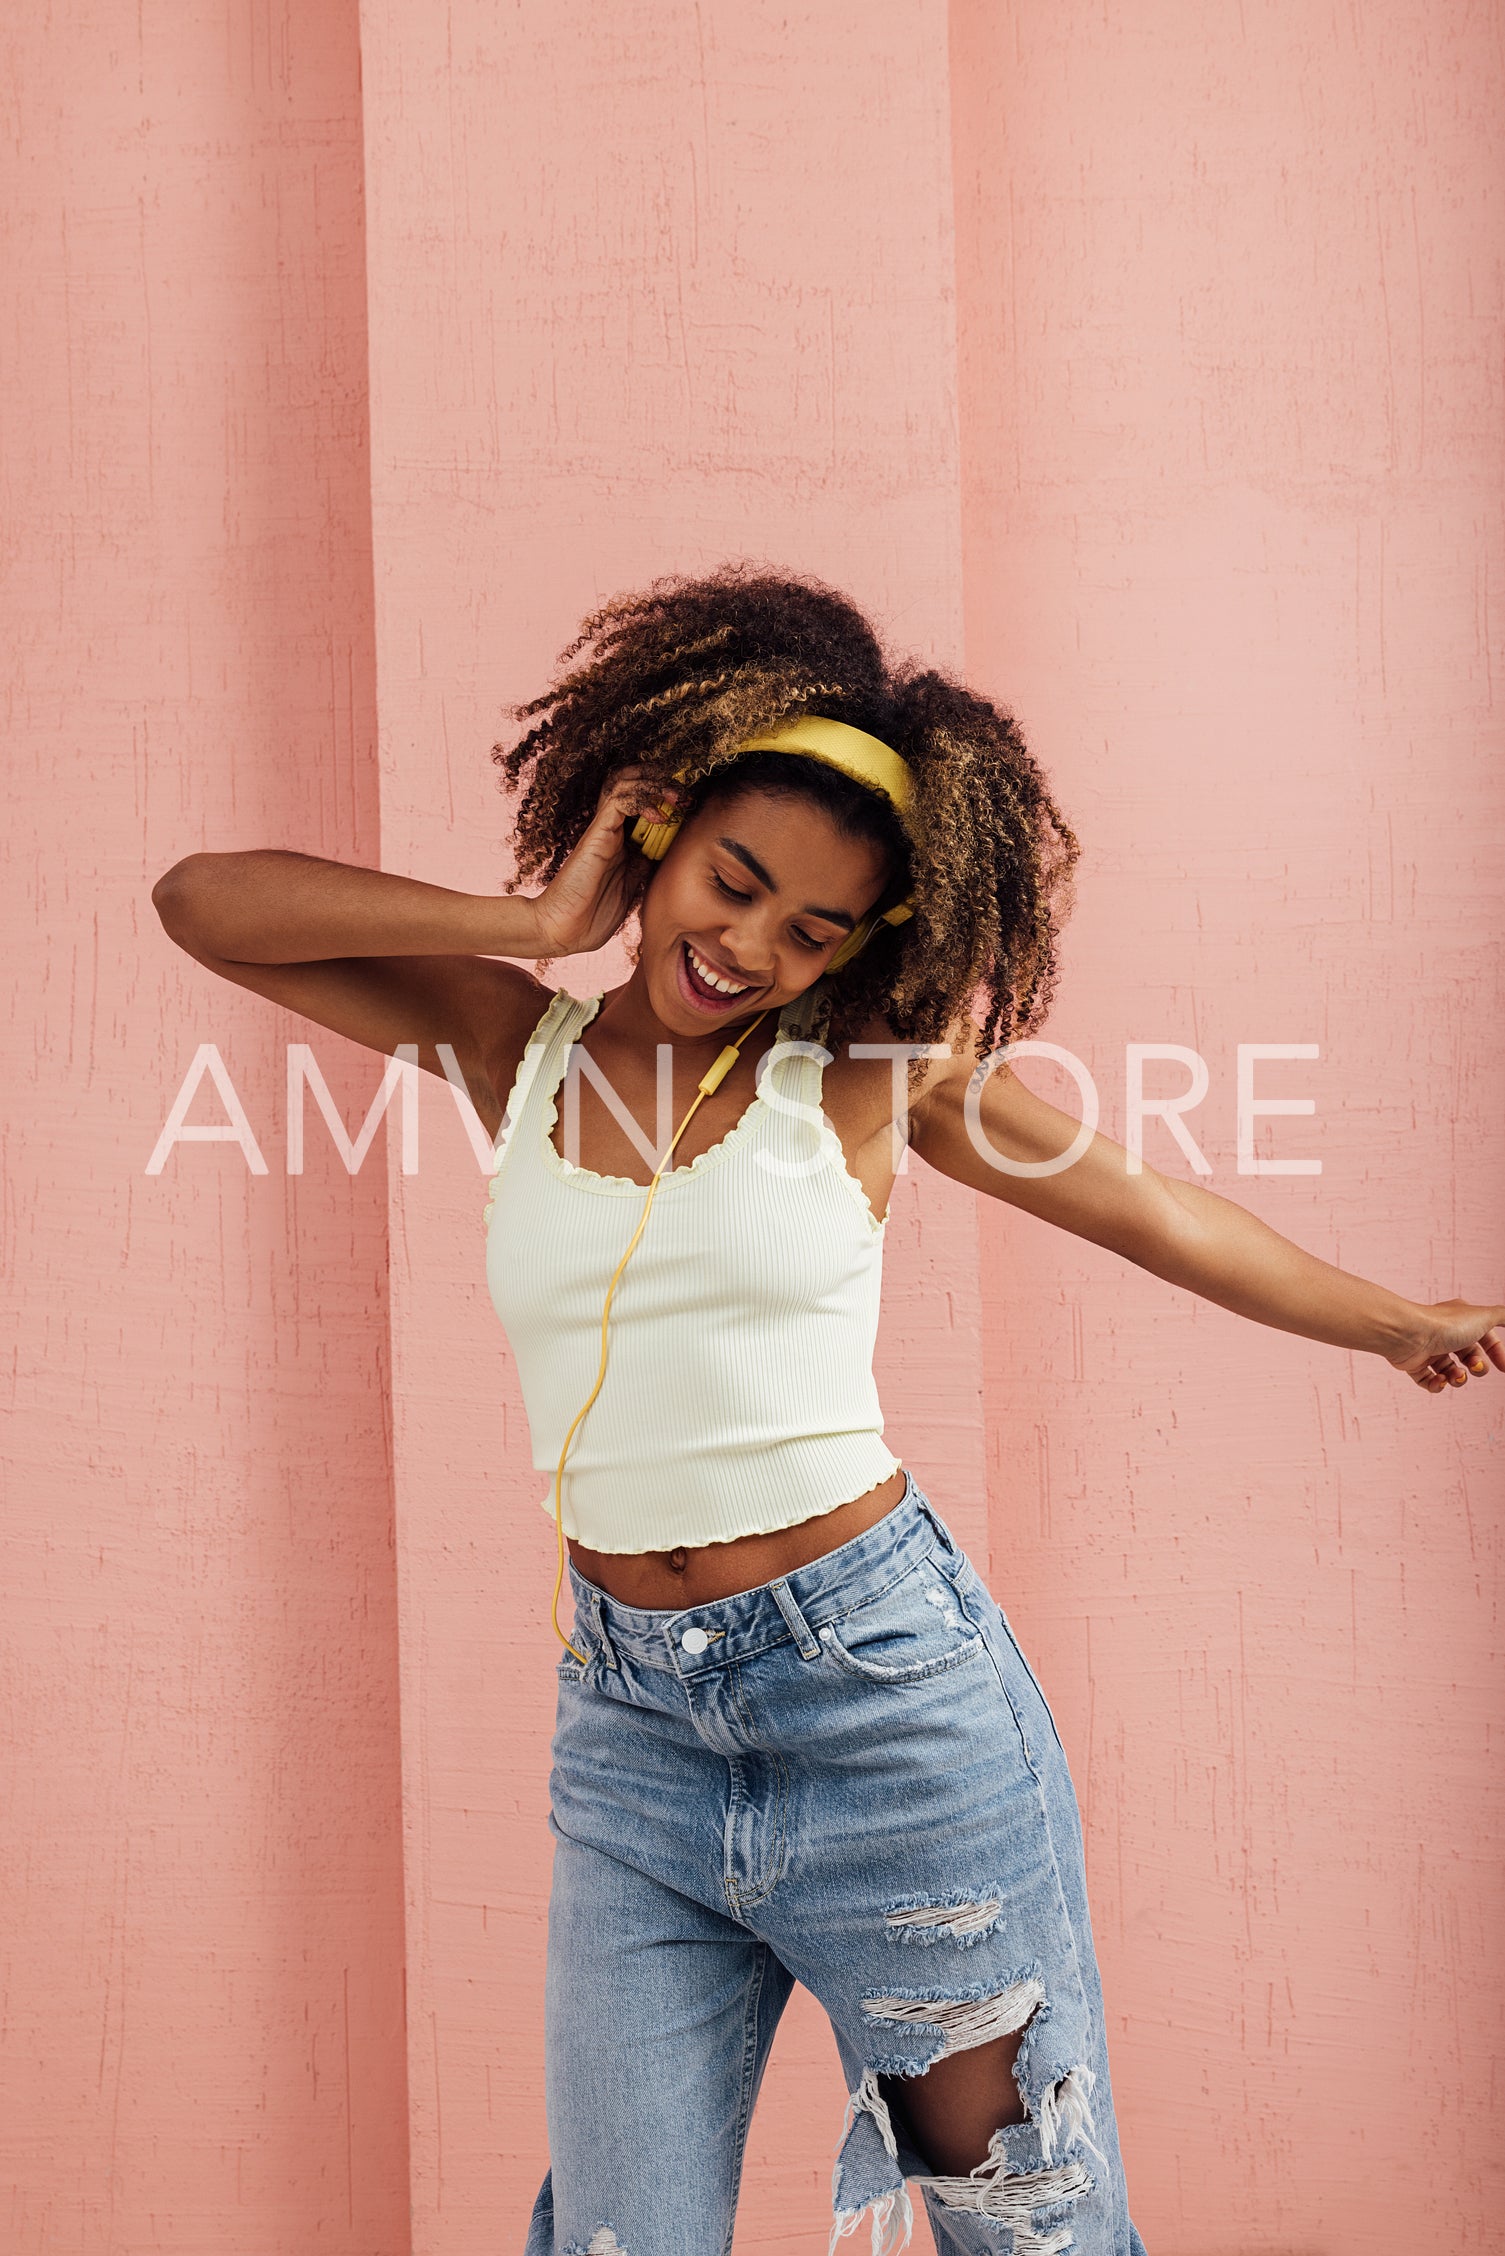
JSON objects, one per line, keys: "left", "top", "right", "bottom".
{"left": 151, "top": 847, "right": 551, "bottom": 965}
{"left": 149, "top": 768, "right": 675, "bottom": 1125}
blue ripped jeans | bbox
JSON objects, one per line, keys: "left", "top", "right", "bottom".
{"left": 526, "top": 1472, "right": 1148, "bottom": 2256}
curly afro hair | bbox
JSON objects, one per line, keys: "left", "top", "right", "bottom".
{"left": 492, "top": 563, "right": 1079, "bottom": 1060}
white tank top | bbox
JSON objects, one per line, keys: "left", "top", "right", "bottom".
{"left": 483, "top": 982, "right": 899, "bottom": 1553}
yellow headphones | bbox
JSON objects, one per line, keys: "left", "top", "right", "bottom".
{"left": 548, "top": 716, "right": 920, "bottom": 1662}
{"left": 629, "top": 715, "right": 917, "bottom": 971}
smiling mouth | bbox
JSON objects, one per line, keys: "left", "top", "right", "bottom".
{"left": 680, "top": 939, "right": 759, "bottom": 1008}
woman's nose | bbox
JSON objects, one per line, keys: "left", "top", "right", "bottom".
{"left": 718, "top": 917, "right": 776, "bottom": 980}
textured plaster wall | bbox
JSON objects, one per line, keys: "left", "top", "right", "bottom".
{"left": 2, "top": 2, "right": 1500, "bottom": 2252}
{"left": 951, "top": 4, "right": 1505, "bottom": 2248}
{"left": 1, "top": 6, "right": 409, "bottom": 2252}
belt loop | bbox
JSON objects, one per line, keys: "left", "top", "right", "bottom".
{"left": 770, "top": 1576, "right": 822, "bottom": 1661}
{"left": 588, "top": 1588, "right": 620, "bottom": 1670}
{"left": 914, "top": 1491, "right": 964, "bottom": 1573}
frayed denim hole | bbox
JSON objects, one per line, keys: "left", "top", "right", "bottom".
{"left": 883, "top": 1889, "right": 1006, "bottom": 1947}
{"left": 862, "top": 1972, "right": 1046, "bottom": 2060}
{"left": 922, "top": 2151, "right": 1095, "bottom": 2246}
{"left": 829, "top": 2069, "right": 915, "bottom": 2256}
{"left": 919, "top": 1565, "right": 968, "bottom": 1634}
{"left": 857, "top": 1978, "right": 1105, "bottom": 2249}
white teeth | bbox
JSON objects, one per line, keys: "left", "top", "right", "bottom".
{"left": 686, "top": 943, "right": 752, "bottom": 997}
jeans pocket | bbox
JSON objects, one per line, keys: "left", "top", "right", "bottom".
{"left": 821, "top": 1558, "right": 987, "bottom": 1685}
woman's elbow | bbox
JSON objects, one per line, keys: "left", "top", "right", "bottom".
{"left": 151, "top": 853, "right": 216, "bottom": 944}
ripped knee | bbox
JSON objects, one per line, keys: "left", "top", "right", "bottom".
{"left": 831, "top": 1974, "right": 1104, "bottom": 2256}
{"left": 879, "top": 2026, "right": 1026, "bottom": 2179}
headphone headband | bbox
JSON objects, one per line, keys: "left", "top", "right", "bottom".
{"left": 631, "top": 715, "right": 919, "bottom": 854}
{"left": 733, "top": 716, "right": 918, "bottom": 826}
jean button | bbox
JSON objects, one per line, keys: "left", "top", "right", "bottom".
{"left": 680, "top": 1626, "right": 710, "bottom": 1655}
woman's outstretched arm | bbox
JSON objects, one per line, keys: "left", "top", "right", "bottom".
{"left": 909, "top": 1039, "right": 1504, "bottom": 1398}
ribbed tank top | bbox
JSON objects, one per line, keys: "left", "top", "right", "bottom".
{"left": 482, "top": 982, "right": 900, "bottom": 1553}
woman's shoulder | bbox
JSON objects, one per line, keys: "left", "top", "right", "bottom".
{"left": 821, "top": 997, "right": 981, "bottom": 1112}
{"left": 477, "top": 969, "right": 593, "bottom": 1127}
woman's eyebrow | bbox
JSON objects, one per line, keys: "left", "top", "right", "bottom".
{"left": 714, "top": 836, "right": 856, "bottom": 929}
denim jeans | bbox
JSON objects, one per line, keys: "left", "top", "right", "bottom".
{"left": 526, "top": 1471, "right": 1148, "bottom": 2256}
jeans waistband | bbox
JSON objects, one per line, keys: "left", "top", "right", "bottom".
{"left": 565, "top": 1469, "right": 965, "bottom": 1677}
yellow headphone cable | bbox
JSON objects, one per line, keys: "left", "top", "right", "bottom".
{"left": 549, "top": 1006, "right": 771, "bottom": 1663}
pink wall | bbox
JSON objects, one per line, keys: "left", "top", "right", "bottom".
{"left": 952, "top": 4, "right": 1505, "bottom": 2247}
{"left": 3, "top": 2, "right": 1500, "bottom": 2252}
{"left": 0, "top": 6, "right": 409, "bottom": 2251}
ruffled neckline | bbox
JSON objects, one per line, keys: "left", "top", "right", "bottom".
{"left": 489, "top": 982, "right": 882, "bottom": 1233}
{"left": 539, "top": 991, "right": 780, "bottom": 1195}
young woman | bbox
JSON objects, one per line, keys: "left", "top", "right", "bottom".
{"left": 153, "top": 567, "right": 1503, "bottom": 2256}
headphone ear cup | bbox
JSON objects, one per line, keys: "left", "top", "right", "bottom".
{"left": 825, "top": 915, "right": 873, "bottom": 973}
{"left": 630, "top": 812, "right": 682, "bottom": 861}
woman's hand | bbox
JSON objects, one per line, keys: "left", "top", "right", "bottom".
{"left": 530, "top": 767, "right": 679, "bottom": 957}
{"left": 1387, "top": 1300, "right": 1505, "bottom": 1394}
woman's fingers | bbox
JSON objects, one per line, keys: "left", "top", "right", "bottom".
{"left": 567, "top": 772, "right": 679, "bottom": 880}
{"left": 531, "top": 771, "right": 680, "bottom": 954}
{"left": 596, "top": 766, "right": 680, "bottom": 820}
{"left": 1446, "top": 1317, "right": 1505, "bottom": 1382}
{"left": 575, "top": 772, "right": 681, "bottom": 865}
{"left": 1401, "top": 1304, "right": 1505, "bottom": 1393}
{"left": 1419, "top": 1349, "right": 1487, "bottom": 1389}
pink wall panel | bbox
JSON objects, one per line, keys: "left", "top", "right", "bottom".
{"left": 354, "top": 1, "right": 979, "bottom": 2247}
{"left": 1, "top": 6, "right": 409, "bottom": 2250}
{"left": 951, "top": 4, "right": 1505, "bottom": 2249}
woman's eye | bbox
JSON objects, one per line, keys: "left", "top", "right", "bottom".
{"left": 709, "top": 870, "right": 832, "bottom": 953}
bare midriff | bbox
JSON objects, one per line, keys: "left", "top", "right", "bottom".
{"left": 566, "top": 1464, "right": 910, "bottom": 1609}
